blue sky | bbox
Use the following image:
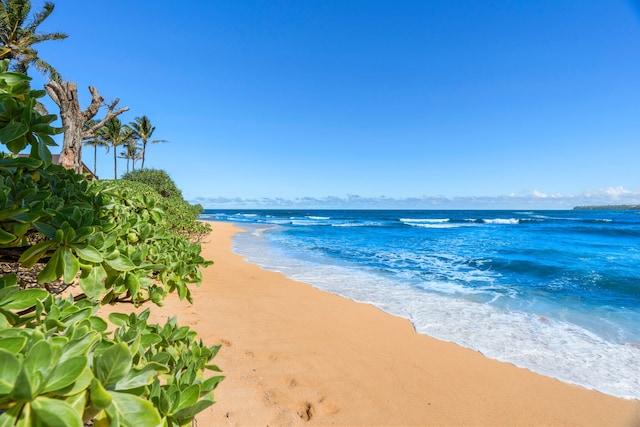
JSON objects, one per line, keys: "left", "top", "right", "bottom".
{"left": 30, "top": 0, "right": 640, "bottom": 209}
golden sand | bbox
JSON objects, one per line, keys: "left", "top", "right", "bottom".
{"left": 105, "top": 222, "right": 640, "bottom": 426}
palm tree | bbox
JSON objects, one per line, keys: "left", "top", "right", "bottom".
{"left": 129, "top": 115, "right": 167, "bottom": 169}
{"left": 82, "top": 119, "right": 109, "bottom": 177}
{"left": 100, "top": 117, "right": 135, "bottom": 179}
{"left": 119, "top": 140, "right": 140, "bottom": 173}
{"left": 0, "top": 0, "right": 67, "bottom": 81}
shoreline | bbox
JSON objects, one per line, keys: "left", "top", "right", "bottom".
{"left": 114, "top": 221, "right": 640, "bottom": 425}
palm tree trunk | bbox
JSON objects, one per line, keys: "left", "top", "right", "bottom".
{"left": 141, "top": 141, "right": 147, "bottom": 169}
{"left": 93, "top": 146, "right": 97, "bottom": 176}
{"left": 113, "top": 148, "right": 117, "bottom": 179}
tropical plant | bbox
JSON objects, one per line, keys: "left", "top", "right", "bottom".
{"left": 118, "top": 173, "right": 211, "bottom": 242}
{"left": 119, "top": 139, "right": 140, "bottom": 173}
{"left": 121, "top": 168, "right": 182, "bottom": 199}
{"left": 0, "top": 60, "right": 61, "bottom": 161}
{"left": 0, "top": 65, "right": 221, "bottom": 425}
{"left": 82, "top": 119, "right": 109, "bottom": 177}
{"left": 0, "top": 0, "right": 67, "bottom": 81}
{"left": 129, "top": 115, "right": 167, "bottom": 169}
{"left": 0, "top": 279, "right": 223, "bottom": 426}
{"left": 99, "top": 117, "right": 135, "bottom": 179}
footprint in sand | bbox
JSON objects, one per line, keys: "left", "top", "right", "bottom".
{"left": 296, "top": 402, "right": 314, "bottom": 421}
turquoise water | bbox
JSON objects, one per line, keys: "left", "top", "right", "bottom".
{"left": 201, "top": 209, "right": 640, "bottom": 399}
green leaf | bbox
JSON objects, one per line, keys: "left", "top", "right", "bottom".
{"left": 61, "top": 332, "right": 101, "bottom": 361}
{"left": 37, "top": 248, "right": 61, "bottom": 284}
{"left": 18, "top": 240, "right": 57, "bottom": 268}
{"left": 0, "top": 273, "right": 18, "bottom": 289}
{"left": 73, "top": 244, "right": 103, "bottom": 263}
{"left": 176, "top": 384, "right": 200, "bottom": 411}
{"left": 64, "top": 392, "right": 87, "bottom": 418}
{"left": 0, "top": 228, "right": 16, "bottom": 244}
{"left": 114, "top": 362, "right": 167, "bottom": 391}
{"left": 104, "top": 254, "right": 136, "bottom": 271}
{"left": 2, "top": 288, "right": 49, "bottom": 310}
{"left": 33, "top": 222, "right": 57, "bottom": 239}
{"left": 124, "top": 273, "right": 140, "bottom": 297}
{"left": 11, "top": 366, "right": 34, "bottom": 402}
{"left": 0, "top": 121, "right": 28, "bottom": 145}
{"left": 78, "top": 264, "right": 107, "bottom": 299}
{"left": 6, "top": 134, "right": 27, "bottom": 153}
{"left": 0, "top": 349, "right": 20, "bottom": 394}
{"left": 0, "top": 336, "right": 27, "bottom": 354}
{"left": 106, "top": 390, "right": 162, "bottom": 427}
{"left": 172, "top": 398, "right": 216, "bottom": 421}
{"left": 108, "top": 312, "right": 130, "bottom": 327}
{"left": 0, "top": 403, "right": 22, "bottom": 427}
{"left": 89, "top": 316, "right": 108, "bottom": 332}
{"left": 55, "top": 367, "right": 93, "bottom": 397}
{"left": 61, "top": 247, "right": 80, "bottom": 283}
{"left": 41, "top": 356, "right": 88, "bottom": 393}
{"left": 200, "top": 375, "right": 225, "bottom": 393}
{"left": 16, "top": 340, "right": 53, "bottom": 399}
{"left": 90, "top": 378, "right": 112, "bottom": 410}
{"left": 93, "top": 343, "right": 132, "bottom": 387}
{"left": 140, "top": 333, "right": 162, "bottom": 347}
{"left": 31, "top": 396, "right": 83, "bottom": 427}
{"left": 37, "top": 140, "right": 53, "bottom": 165}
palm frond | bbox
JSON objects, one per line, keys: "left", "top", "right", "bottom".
{"left": 26, "top": 1, "right": 54, "bottom": 32}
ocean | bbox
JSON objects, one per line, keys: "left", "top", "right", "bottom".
{"left": 200, "top": 209, "right": 640, "bottom": 399}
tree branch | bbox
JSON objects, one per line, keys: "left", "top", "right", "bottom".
{"left": 81, "top": 88, "right": 129, "bottom": 139}
{"left": 44, "top": 80, "right": 61, "bottom": 106}
{"left": 81, "top": 86, "right": 104, "bottom": 120}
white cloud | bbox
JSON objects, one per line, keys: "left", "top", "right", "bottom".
{"left": 193, "top": 187, "right": 640, "bottom": 210}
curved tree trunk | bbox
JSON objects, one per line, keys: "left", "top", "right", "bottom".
{"left": 45, "top": 81, "right": 128, "bottom": 174}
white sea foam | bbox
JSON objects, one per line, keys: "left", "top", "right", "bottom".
{"left": 483, "top": 218, "right": 520, "bottom": 225}
{"left": 231, "top": 228, "right": 640, "bottom": 399}
{"left": 406, "top": 223, "right": 470, "bottom": 229}
{"left": 306, "top": 216, "right": 330, "bottom": 220}
{"left": 331, "top": 222, "right": 382, "bottom": 227}
{"left": 400, "top": 218, "right": 450, "bottom": 223}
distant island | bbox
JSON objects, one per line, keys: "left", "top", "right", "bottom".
{"left": 573, "top": 205, "right": 640, "bottom": 210}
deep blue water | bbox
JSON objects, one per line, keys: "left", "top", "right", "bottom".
{"left": 200, "top": 209, "right": 640, "bottom": 399}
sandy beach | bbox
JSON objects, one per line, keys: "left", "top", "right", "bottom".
{"left": 114, "top": 221, "right": 640, "bottom": 426}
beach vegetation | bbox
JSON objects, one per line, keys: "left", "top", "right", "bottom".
{"left": 128, "top": 116, "right": 168, "bottom": 170}
{"left": 82, "top": 119, "right": 110, "bottom": 177}
{"left": 114, "top": 175, "right": 211, "bottom": 242}
{"left": 0, "top": 0, "right": 67, "bottom": 82}
{"left": 0, "top": 64, "right": 221, "bottom": 426}
{"left": 97, "top": 117, "right": 136, "bottom": 180}
{"left": 121, "top": 168, "right": 182, "bottom": 199}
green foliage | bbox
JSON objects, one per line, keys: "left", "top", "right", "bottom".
{"left": 0, "top": 66, "right": 221, "bottom": 425}
{"left": 0, "top": 60, "right": 63, "bottom": 163}
{"left": 0, "top": 289, "right": 222, "bottom": 426}
{"left": 121, "top": 169, "right": 182, "bottom": 199}
{"left": 119, "top": 170, "right": 211, "bottom": 242}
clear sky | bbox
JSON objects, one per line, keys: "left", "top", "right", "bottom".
{"left": 29, "top": 0, "right": 640, "bottom": 209}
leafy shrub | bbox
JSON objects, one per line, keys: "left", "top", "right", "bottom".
{"left": 119, "top": 169, "right": 211, "bottom": 242}
{"left": 0, "top": 275, "right": 222, "bottom": 426}
{"left": 0, "top": 63, "right": 222, "bottom": 425}
{"left": 109, "top": 179, "right": 211, "bottom": 242}
{"left": 121, "top": 169, "right": 182, "bottom": 199}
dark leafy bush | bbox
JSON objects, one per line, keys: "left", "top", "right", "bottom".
{"left": 121, "top": 169, "right": 182, "bottom": 199}
{"left": 0, "top": 63, "right": 222, "bottom": 426}
{"left": 109, "top": 179, "right": 211, "bottom": 242}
